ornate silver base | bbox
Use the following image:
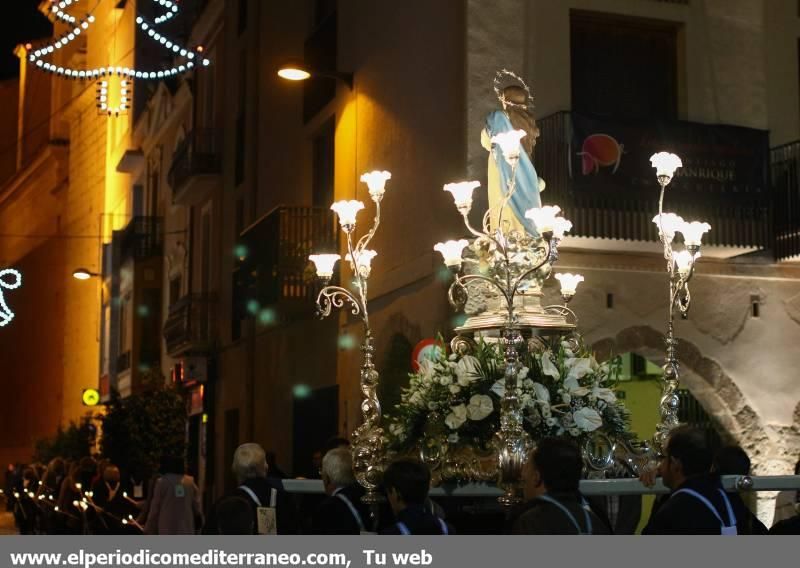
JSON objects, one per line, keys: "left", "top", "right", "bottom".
{"left": 455, "top": 306, "right": 576, "bottom": 334}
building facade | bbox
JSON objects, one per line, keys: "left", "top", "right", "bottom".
{"left": 3, "top": 0, "right": 800, "bottom": 524}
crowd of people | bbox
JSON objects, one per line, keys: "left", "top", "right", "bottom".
{"left": 3, "top": 426, "right": 799, "bottom": 535}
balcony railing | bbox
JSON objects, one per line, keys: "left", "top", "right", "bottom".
{"left": 116, "top": 216, "right": 163, "bottom": 260}
{"left": 168, "top": 129, "right": 221, "bottom": 198}
{"left": 116, "top": 351, "right": 131, "bottom": 374}
{"left": 236, "top": 206, "right": 338, "bottom": 317}
{"left": 163, "top": 294, "right": 216, "bottom": 356}
{"left": 534, "top": 112, "right": 772, "bottom": 250}
{"left": 771, "top": 141, "right": 800, "bottom": 260}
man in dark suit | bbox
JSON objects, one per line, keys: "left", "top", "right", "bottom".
{"left": 203, "top": 443, "right": 297, "bottom": 535}
{"left": 380, "top": 460, "right": 453, "bottom": 535}
{"left": 512, "top": 438, "right": 610, "bottom": 535}
{"left": 643, "top": 426, "right": 760, "bottom": 535}
{"left": 311, "top": 447, "right": 370, "bottom": 534}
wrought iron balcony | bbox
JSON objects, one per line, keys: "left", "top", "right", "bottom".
{"left": 116, "top": 351, "right": 131, "bottom": 374}
{"left": 534, "top": 111, "right": 772, "bottom": 251}
{"left": 116, "top": 216, "right": 163, "bottom": 261}
{"left": 771, "top": 141, "right": 800, "bottom": 261}
{"left": 163, "top": 294, "right": 216, "bottom": 356}
{"left": 235, "top": 206, "right": 338, "bottom": 318}
{"left": 168, "top": 129, "right": 221, "bottom": 205}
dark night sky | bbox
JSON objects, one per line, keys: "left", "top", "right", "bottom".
{"left": 0, "top": 1, "right": 52, "bottom": 80}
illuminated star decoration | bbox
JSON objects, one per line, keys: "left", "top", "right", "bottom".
{"left": 28, "top": 0, "right": 211, "bottom": 115}
{"left": 0, "top": 268, "right": 22, "bottom": 328}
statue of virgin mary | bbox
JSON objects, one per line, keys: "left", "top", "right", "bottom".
{"left": 481, "top": 72, "right": 544, "bottom": 236}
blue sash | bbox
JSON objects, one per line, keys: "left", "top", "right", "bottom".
{"left": 673, "top": 488, "right": 737, "bottom": 535}
{"left": 396, "top": 518, "right": 448, "bottom": 535}
{"left": 485, "top": 110, "right": 542, "bottom": 236}
{"left": 537, "top": 494, "right": 593, "bottom": 535}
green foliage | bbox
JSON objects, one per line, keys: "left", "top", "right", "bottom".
{"left": 100, "top": 370, "right": 187, "bottom": 477}
{"left": 33, "top": 421, "right": 94, "bottom": 463}
{"left": 386, "top": 334, "right": 634, "bottom": 455}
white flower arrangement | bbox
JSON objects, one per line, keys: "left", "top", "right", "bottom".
{"left": 386, "top": 337, "right": 632, "bottom": 454}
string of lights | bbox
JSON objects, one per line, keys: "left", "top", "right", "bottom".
{"left": 27, "top": 0, "right": 210, "bottom": 82}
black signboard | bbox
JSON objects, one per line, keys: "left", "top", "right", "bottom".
{"left": 567, "top": 113, "right": 769, "bottom": 206}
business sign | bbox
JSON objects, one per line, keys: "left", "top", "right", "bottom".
{"left": 82, "top": 388, "right": 101, "bottom": 407}
{"left": 568, "top": 113, "right": 769, "bottom": 204}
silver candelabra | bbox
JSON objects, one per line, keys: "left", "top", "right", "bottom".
{"left": 309, "top": 170, "right": 392, "bottom": 506}
{"left": 649, "top": 152, "right": 711, "bottom": 452}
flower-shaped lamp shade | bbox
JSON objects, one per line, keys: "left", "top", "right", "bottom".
{"left": 330, "top": 200, "right": 365, "bottom": 229}
{"left": 348, "top": 249, "right": 377, "bottom": 277}
{"left": 444, "top": 181, "right": 480, "bottom": 213}
{"left": 652, "top": 213, "right": 685, "bottom": 242}
{"left": 309, "top": 254, "right": 340, "bottom": 280}
{"left": 673, "top": 250, "right": 699, "bottom": 276}
{"left": 360, "top": 170, "right": 392, "bottom": 200}
{"left": 678, "top": 221, "right": 711, "bottom": 247}
{"left": 553, "top": 216, "right": 573, "bottom": 240}
{"left": 555, "top": 272, "right": 584, "bottom": 297}
{"left": 490, "top": 129, "right": 527, "bottom": 163}
{"left": 524, "top": 205, "right": 562, "bottom": 235}
{"left": 434, "top": 239, "right": 469, "bottom": 268}
{"left": 650, "top": 152, "right": 683, "bottom": 180}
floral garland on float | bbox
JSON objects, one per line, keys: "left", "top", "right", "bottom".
{"left": 385, "top": 336, "right": 634, "bottom": 483}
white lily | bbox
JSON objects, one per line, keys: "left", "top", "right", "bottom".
{"left": 455, "top": 355, "right": 482, "bottom": 386}
{"left": 445, "top": 404, "right": 468, "bottom": 429}
{"left": 532, "top": 382, "right": 550, "bottom": 403}
{"left": 540, "top": 353, "right": 560, "bottom": 380}
{"left": 573, "top": 407, "right": 603, "bottom": 431}
{"left": 566, "top": 358, "right": 594, "bottom": 382}
{"left": 466, "top": 395, "right": 494, "bottom": 421}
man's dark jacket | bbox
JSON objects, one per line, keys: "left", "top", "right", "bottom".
{"left": 310, "top": 483, "right": 370, "bottom": 534}
{"left": 511, "top": 491, "right": 611, "bottom": 535}
{"left": 380, "top": 504, "right": 453, "bottom": 535}
{"left": 643, "top": 475, "right": 767, "bottom": 535}
{"left": 203, "top": 476, "right": 298, "bottom": 534}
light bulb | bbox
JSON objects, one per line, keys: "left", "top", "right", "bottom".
{"left": 524, "top": 205, "right": 562, "bottom": 236}
{"left": 490, "top": 129, "right": 526, "bottom": 165}
{"left": 360, "top": 170, "right": 392, "bottom": 201}
{"left": 554, "top": 273, "right": 584, "bottom": 299}
{"left": 309, "top": 254, "right": 340, "bottom": 280}
{"left": 678, "top": 221, "right": 711, "bottom": 247}
{"left": 348, "top": 249, "right": 377, "bottom": 278}
{"left": 330, "top": 200, "right": 364, "bottom": 231}
{"left": 652, "top": 213, "right": 685, "bottom": 243}
{"left": 552, "top": 216, "right": 573, "bottom": 240}
{"left": 434, "top": 239, "right": 469, "bottom": 269}
{"left": 674, "top": 250, "right": 698, "bottom": 276}
{"left": 650, "top": 152, "right": 682, "bottom": 182}
{"left": 444, "top": 181, "right": 480, "bottom": 214}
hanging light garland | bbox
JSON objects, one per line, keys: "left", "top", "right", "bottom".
{"left": 0, "top": 268, "right": 22, "bottom": 328}
{"left": 26, "top": 0, "right": 211, "bottom": 83}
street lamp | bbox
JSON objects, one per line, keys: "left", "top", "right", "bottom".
{"left": 72, "top": 268, "right": 100, "bottom": 281}
{"left": 277, "top": 60, "right": 353, "bottom": 89}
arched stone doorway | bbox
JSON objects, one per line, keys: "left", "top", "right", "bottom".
{"left": 592, "top": 325, "right": 772, "bottom": 470}
{"left": 592, "top": 325, "right": 800, "bottom": 523}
